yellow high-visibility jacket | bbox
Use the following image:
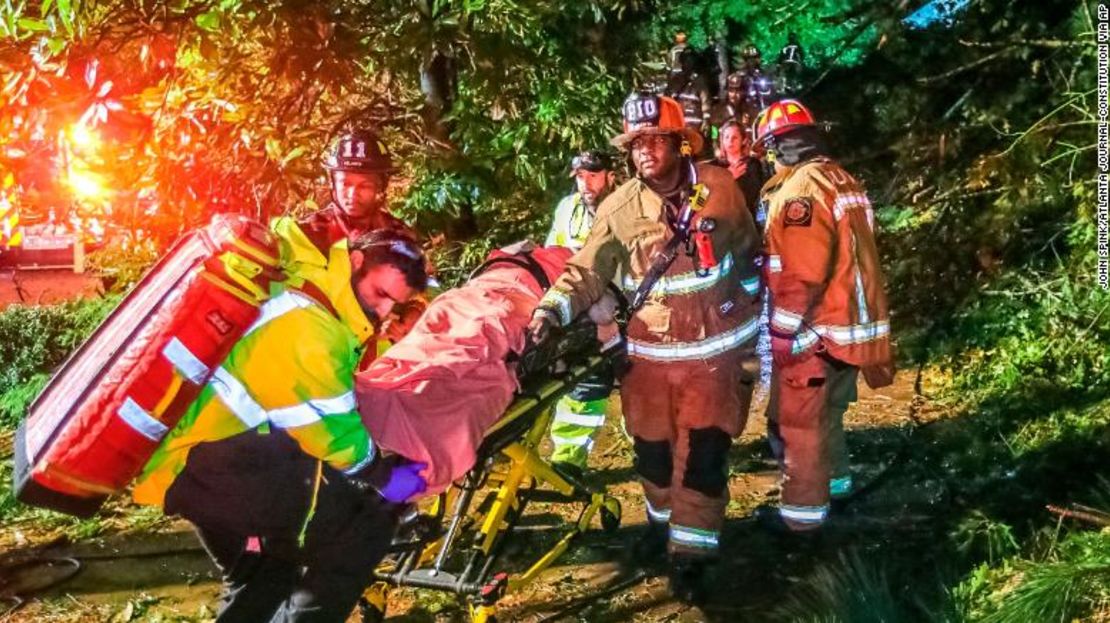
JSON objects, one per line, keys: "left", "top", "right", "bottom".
{"left": 132, "top": 219, "right": 377, "bottom": 510}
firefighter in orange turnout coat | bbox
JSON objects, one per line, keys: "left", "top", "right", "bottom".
{"left": 751, "top": 99, "right": 895, "bottom": 533}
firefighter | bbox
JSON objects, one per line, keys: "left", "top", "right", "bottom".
{"left": 738, "top": 45, "right": 775, "bottom": 123}
{"left": 750, "top": 99, "right": 895, "bottom": 534}
{"left": 278, "top": 127, "right": 426, "bottom": 347}
{"left": 667, "top": 31, "right": 689, "bottom": 74}
{"left": 528, "top": 93, "right": 761, "bottom": 603}
{"left": 544, "top": 150, "right": 618, "bottom": 475}
{"left": 295, "top": 128, "right": 411, "bottom": 246}
{"left": 665, "top": 47, "right": 712, "bottom": 134}
{"left": 133, "top": 228, "right": 431, "bottom": 622}
{"left": 740, "top": 43, "right": 763, "bottom": 74}
{"left": 709, "top": 72, "right": 748, "bottom": 136}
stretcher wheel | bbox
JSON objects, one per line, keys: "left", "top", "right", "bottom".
{"left": 600, "top": 497, "right": 622, "bottom": 534}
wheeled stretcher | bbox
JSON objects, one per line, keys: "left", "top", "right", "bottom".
{"left": 355, "top": 247, "right": 626, "bottom": 623}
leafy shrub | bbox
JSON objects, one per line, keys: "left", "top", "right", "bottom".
{"left": 951, "top": 531, "right": 1110, "bottom": 623}
{"left": 86, "top": 237, "right": 161, "bottom": 293}
{"left": 0, "top": 295, "right": 119, "bottom": 427}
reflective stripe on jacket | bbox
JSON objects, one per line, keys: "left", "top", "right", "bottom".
{"left": 537, "top": 163, "right": 762, "bottom": 362}
{"left": 133, "top": 222, "right": 377, "bottom": 508}
{"left": 761, "top": 157, "right": 892, "bottom": 367}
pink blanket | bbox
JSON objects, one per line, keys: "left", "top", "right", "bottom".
{"left": 356, "top": 246, "right": 571, "bottom": 494}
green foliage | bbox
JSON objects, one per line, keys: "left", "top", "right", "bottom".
{"left": 921, "top": 220, "right": 1110, "bottom": 409}
{"left": 775, "top": 550, "right": 915, "bottom": 623}
{"left": 950, "top": 531, "right": 1110, "bottom": 623}
{"left": 86, "top": 236, "right": 161, "bottom": 292}
{"left": 0, "top": 3, "right": 1106, "bottom": 620}
{"left": 952, "top": 511, "right": 1020, "bottom": 566}
{"left": 0, "top": 296, "right": 118, "bottom": 426}
{"left": 838, "top": 0, "right": 1102, "bottom": 376}
{"left": 0, "top": 373, "right": 48, "bottom": 429}
{"left": 650, "top": 0, "right": 884, "bottom": 69}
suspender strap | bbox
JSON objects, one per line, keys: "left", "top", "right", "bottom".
{"left": 469, "top": 252, "right": 552, "bottom": 291}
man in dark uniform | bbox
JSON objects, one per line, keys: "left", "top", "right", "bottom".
{"left": 280, "top": 128, "right": 427, "bottom": 346}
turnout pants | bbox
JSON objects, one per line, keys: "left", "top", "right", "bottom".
{"left": 550, "top": 365, "right": 615, "bottom": 469}
{"left": 195, "top": 476, "right": 399, "bottom": 623}
{"left": 621, "top": 351, "right": 752, "bottom": 558}
{"left": 766, "top": 353, "right": 859, "bottom": 531}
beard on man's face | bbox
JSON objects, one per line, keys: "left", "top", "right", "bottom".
{"left": 364, "top": 308, "right": 382, "bottom": 329}
{"left": 351, "top": 270, "right": 383, "bottom": 330}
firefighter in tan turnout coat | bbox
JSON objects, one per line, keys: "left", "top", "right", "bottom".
{"left": 528, "top": 93, "right": 761, "bottom": 602}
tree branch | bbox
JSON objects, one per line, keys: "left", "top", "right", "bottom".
{"left": 917, "top": 47, "right": 1013, "bottom": 84}
{"left": 1047, "top": 504, "right": 1110, "bottom": 527}
{"left": 958, "top": 38, "right": 1094, "bottom": 49}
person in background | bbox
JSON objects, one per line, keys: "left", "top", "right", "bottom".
{"left": 275, "top": 127, "right": 430, "bottom": 352}
{"left": 666, "top": 48, "right": 712, "bottom": 136}
{"left": 710, "top": 72, "right": 748, "bottom": 136}
{"left": 544, "top": 150, "right": 618, "bottom": 478}
{"left": 777, "top": 32, "right": 806, "bottom": 93}
{"left": 715, "top": 119, "right": 767, "bottom": 227}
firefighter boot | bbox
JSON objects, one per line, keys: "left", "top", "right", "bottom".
{"left": 667, "top": 553, "right": 711, "bottom": 605}
{"left": 753, "top": 504, "right": 824, "bottom": 549}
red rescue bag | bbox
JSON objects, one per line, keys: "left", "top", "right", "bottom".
{"left": 12, "top": 215, "right": 282, "bottom": 517}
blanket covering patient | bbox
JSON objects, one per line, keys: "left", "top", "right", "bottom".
{"left": 357, "top": 243, "right": 604, "bottom": 494}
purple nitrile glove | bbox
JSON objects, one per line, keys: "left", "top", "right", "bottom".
{"left": 378, "top": 461, "right": 428, "bottom": 503}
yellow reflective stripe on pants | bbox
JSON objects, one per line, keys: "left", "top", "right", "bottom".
{"left": 550, "top": 396, "right": 607, "bottom": 468}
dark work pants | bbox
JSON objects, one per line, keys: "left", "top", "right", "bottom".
{"left": 195, "top": 477, "right": 399, "bottom": 623}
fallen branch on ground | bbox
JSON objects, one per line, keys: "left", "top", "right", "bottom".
{"left": 1046, "top": 504, "right": 1110, "bottom": 527}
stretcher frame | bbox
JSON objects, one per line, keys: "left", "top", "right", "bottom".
{"left": 361, "top": 323, "right": 625, "bottom": 623}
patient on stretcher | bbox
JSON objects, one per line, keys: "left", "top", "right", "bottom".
{"left": 355, "top": 242, "right": 618, "bottom": 495}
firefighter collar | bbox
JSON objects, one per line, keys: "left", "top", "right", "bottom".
{"left": 639, "top": 159, "right": 707, "bottom": 220}
{"left": 760, "top": 157, "right": 834, "bottom": 200}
